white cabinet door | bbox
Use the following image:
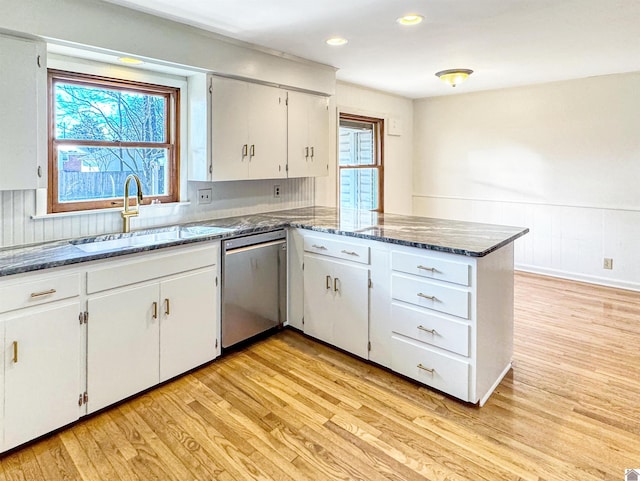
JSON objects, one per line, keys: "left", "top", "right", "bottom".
{"left": 303, "top": 255, "right": 369, "bottom": 358}
{"left": 303, "top": 255, "right": 335, "bottom": 344}
{"left": 331, "top": 260, "right": 369, "bottom": 359}
{"left": 287, "top": 91, "right": 330, "bottom": 178}
{"left": 248, "top": 83, "right": 287, "bottom": 179}
{"left": 0, "top": 34, "right": 46, "bottom": 190}
{"left": 87, "top": 284, "right": 160, "bottom": 413}
{"left": 306, "top": 94, "right": 330, "bottom": 177}
{"left": 211, "top": 77, "right": 250, "bottom": 181}
{"left": 160, "top": 268, "right": 218, "bottom": 382}
{"left": 3, "top": 301, "right": 80, "bottom": 451}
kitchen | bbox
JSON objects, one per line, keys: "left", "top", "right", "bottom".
{"left": 1, "top": 0, "right": 639, "bottom": 479}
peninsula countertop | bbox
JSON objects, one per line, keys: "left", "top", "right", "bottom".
{"left": 0, "top": 206, "right": 528, "bottom": 277}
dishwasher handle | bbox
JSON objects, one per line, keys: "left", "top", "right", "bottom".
{"left": 224, "top": 239, "right": 286, "bottom": 255}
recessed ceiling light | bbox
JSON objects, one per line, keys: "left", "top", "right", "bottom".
{"left": 117, "top": 56, "right": 145, "bottom": 65}
{"left": 397, "top": 14, "right": 424, "bottom": 26}
{"left": 326, "top": 37, "right": 348, "bottom": 46}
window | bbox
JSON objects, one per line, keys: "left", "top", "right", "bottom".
{"left": 48, "top": 69, "right": 180, "bottom": 213}
{"left": 338, "top": 114, "right": 383, "bottom": 212}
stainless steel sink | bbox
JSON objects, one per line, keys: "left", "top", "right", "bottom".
{"left": 70, "top": 225, "right": 233, "bottom": 253}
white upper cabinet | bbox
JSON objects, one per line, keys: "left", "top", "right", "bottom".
{"left": 287, "top": 90, "right": 330, "bottom": 178}
{"left": 0, "top": 34, "right": 46, "bottom": 191}
{"left": 210, "top": 76, "right": 287, "bottom": 181}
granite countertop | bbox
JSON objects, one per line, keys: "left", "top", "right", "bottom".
{"left": 0, "top": 206, "right": 528, "bottom": 277}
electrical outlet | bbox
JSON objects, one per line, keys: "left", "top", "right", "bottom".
{"left": 603, "top": 258, "right": 613, "bottom": 270}
{"left": 273, "top": 185, "right": 281, "bottom": 198}
{"left": 198, "top": 188, "right": 212, "bottom": 204}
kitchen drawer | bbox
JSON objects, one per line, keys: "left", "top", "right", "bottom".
{"left": 391, "top": 250, "right": 470, "bottom": 286}
{"left": 391, "top": 335, "right": 470, "bottom": 401}
{"left": 391, "top": 302, "right": 470, "bottom": 356}
{"left": 87, "top": 243, "right": 218, "bottom": 294}
{"left": 0, "top": 273, "right": 81, "bottom": 313}
{"left": 304, "top": 235, "right": 369, "bottom": 264}
{"left": 391, "top": 273, "right": 470, "bottom": 319}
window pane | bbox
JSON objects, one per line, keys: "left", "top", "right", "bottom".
{"left": 340, "top": 168, "right": 379, "bottom": 211}
{"left": 339, "top": 123, "right": 374, "bottom": 166}
{"left": 56, "top": 146, "right": 169, "bottom": 202}
{"left": 54, "top": 82, "right": 166, "bottom": 142}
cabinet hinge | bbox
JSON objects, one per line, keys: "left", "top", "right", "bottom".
{"left": 215, "top": 339, "right": 218, "bottom": 348}
{"left": 368, "top": 279, "right": 373, "bottom": 288}
{"left": 37, "top": 55, "right": 41, "bottom": 68}
{"left": 302, "top": 316, "right": 304, "bottom": 325}
{"left": 78, "top": 392, "right": 88, "bottom": 406}
{"left": 209, "top": 164, "right": 213, "bottom": 174}
{"left": 302, "top": 262, "right": 304, "bottom": 271}
{"left": 78, "top": 394, "right": 83, "bottom": 407}
{"left": 215, "top": 276, "right": 218, "bottom": 287}
{"left": 368, "top": 341, "right": 371, "bottom": 352}
{"left": 285, "top": 97, "right": 289, "bottom": 106}
{"left": 285, "top": 164, "right": 289, "bottom": 172}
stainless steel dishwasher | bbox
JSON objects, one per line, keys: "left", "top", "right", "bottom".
{"left": 221, "top": 230, "right": 286, "bottom": 349}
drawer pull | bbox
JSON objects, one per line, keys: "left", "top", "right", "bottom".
{"left": 417, "top": 325, "right": 437, "bottom": 335}
{"left": 326, "top": 275, "right": 332, "bottom": 290}
{"left": 30, "top": 288, "right": 57, "bottom": 298}
{"left": 152, "top": 301, "right": 158, "bottom": 320}
{"left": 12, "top": 341, "right": 18, "bottom": 363}
{"left": 417, "top": 293, "right": 437, "bottom": 301}
{"left": 312, "top": 244, "right": 327, "bottom": 250}
{"left": 417, "top": 265, "right": 437, "bottom": 272}
{"left": 417, "top": 363, "right": 434, "bottom": 375}
{"left": 341, "top": 250, "right": 359, "bottom": 256}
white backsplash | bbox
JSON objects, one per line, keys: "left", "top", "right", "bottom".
{"left": 0, "top": 178, "right": 314, "bottom": 248}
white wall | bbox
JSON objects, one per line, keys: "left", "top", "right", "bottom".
{"left": 0, "top": 0, "right": 335, "bottom": 94}
{"left": 316, "top": 82, "right": 414, "bottom": 215}
{"left": 413, "top": 72, "right": 640, "bottom": 291}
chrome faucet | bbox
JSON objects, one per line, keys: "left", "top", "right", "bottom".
{"left": 121, "top": 174, "right": 144, "bottom": 233}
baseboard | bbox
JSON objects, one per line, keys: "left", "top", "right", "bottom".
{"left": 515, "top": 263, "right": 640, "bottom": 292}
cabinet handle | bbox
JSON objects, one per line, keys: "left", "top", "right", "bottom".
{"left": 417, "top": 363, "right": 435, "bottom": 375}
{"left": 341, "top": 250, "right": 359, "bottom": 256}
{"left": 326, "top": 275, "right": 332, "bottom": 290}
{"left": 242, "top": 144, "right": 248, "bottom": 157}
{"left": 417, "top": 325, "right": 437, "bottom": 335}
{"left": 333, "top": 277, "right": 339, "bottom": 292}
{"left": 312, "top": 244, "right": 327, "bottom": 250}
{"left": 30, "top": 288, "right": 56, "bottom": 298}
{"left": 164, "top": 298, "right": 170, "bottom": 315}
{"left": 249, "top": 144, "right": 255, "bottom": 158}
{"left": 417, "top": 293, "right": 437, "bottom": 301}
{"left": 417, "top": 265, "right": 436, "bottom": 272}
{"left": 305, "top": 147, "right": 309, "bottom": 158}
{"left": 12, "top": 341, "right": 18, "bottom": 363}
{"left": 310, "top": 146, "right": 314, "bottom": 159}
{"left": 152, "top": 301, "right": 158, "bottom": 320}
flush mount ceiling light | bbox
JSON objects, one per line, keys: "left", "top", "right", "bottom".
{"left": 397, "top": 14, "right": 424, "bottom": 26}
{"left": 326, "top": 37, "right": 348, "bottom": 46}
{"left": 117, "top": 56, "right": 145, "bottom": 65}
{"left": 435, "top": 69, "right": 474, "bottom": 87}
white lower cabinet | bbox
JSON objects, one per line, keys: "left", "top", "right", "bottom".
{"left": 160, "top": 268, "right": 218, "bottom": 382}
{"left": 86, "top": 243, "right": 220, "bottom": 414}
{"left": 303, "top": 251, "right": 369, "bottom": 359}
{"left": 87, "top": 283, "right": 160, "bottom": 413}
{"left": 3, "top": 301, "right": 81, "bottom": 451}
{"left": 292, "top": 228, "right": 515, "bottom": 406}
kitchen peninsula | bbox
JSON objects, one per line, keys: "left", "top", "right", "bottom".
{"left": 0, "top": 207, "right": 527, "bottom": 452}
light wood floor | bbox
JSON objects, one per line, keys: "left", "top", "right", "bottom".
{"left": 1, "top": 272, "right": 639, "bottom": 480}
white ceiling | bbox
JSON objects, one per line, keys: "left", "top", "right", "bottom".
{"left": 101, "top": 0, "right": 640, "bottom": 99}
